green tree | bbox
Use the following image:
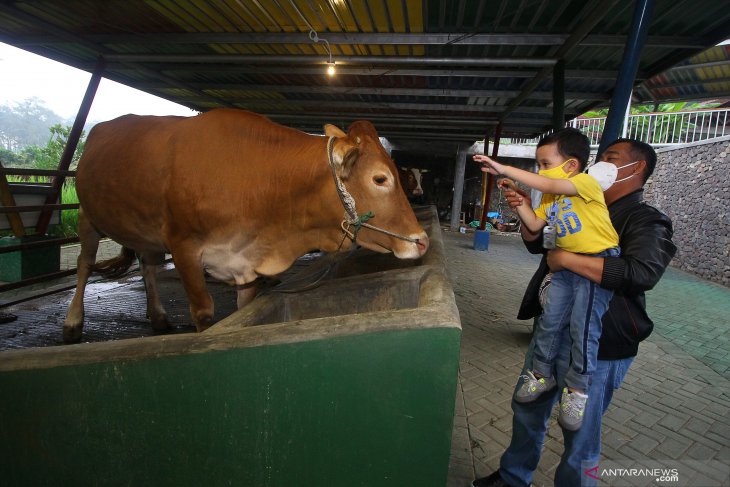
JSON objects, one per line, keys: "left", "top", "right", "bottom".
{"left": 0, "top": 146, "right": 25, "bottom": 166}
{"left": 27, "top": 124, "right": 86, "bottom": 170}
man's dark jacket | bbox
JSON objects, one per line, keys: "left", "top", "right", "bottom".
{"left": 517, "top": 189, "right": 677, "bottom": 360}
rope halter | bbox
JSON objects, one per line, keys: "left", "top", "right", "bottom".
{"left": 326, "top": 136, "right": 420, "bottom": 247}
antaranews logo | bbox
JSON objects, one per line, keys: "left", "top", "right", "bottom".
{"left": 584, "top": 466, "right": 600, "bottom": 481}
{"left": 582, "top": 459, "right": 729, "bottom": 486}
{"left": 584, "top": 465, "right": 679, "bottom": 483}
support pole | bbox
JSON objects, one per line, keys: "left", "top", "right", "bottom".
{"left": 478, "top": 131, "right": 491, "bottom": 230}
{"left": 478, "top": 122, "right": 502, "bottom": 229}
{"left": 552, "top": 60, "right": 565, "bottom": 130}
{"left": 0, "top": 160, "right": 26, "bottom": 237}
{"left": 621, "top": 92, "right": 632, "bottom": 138}
{"left": 597, "top": 0, "right": 654, "bottom": 155}
{"left": 449, "top": 145, "right": 468, "bottom": 232}
{"left": 35, "top": 56, "right": 105, "bottom": 235}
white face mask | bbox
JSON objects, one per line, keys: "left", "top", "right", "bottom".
{"left": 586, "top": 160, "right": 640, "bottom": 190}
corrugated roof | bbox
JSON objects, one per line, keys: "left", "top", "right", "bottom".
{"left": 636, "top": 44, "right": 730, "bottom": 103}
{"left": 1, "top": 0, "right": 729, "bottom": 154}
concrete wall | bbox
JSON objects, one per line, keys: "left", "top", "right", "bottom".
{"left": 645, "top": 136, "right": 730, "bottom": 287}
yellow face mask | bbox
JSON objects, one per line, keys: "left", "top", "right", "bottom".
{"left": 538, "top": 159, "right": 574, "bottom": 179}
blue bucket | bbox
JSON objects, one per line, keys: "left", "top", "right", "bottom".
{"left": 473, "top": 229, "right": 490, "bottom": 251}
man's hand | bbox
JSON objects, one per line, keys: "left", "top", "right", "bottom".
{"left": 473, "top": 154, "right": 504, "bottom": 175}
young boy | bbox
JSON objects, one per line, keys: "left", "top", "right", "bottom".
{"left": 473, "top": 128, "right": 619, "bottom": 430}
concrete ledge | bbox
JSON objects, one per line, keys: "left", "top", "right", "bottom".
{"left": 0, "top": 205, "right": 462, "bottom": 487}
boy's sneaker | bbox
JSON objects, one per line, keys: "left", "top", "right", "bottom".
{"left": 514, "top": 370, "right": 557, "bottom": 403}
{"left": 558, "top": 388, "right": 588, "bottom": 431}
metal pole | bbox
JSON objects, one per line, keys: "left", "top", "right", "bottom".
{"left": 449, "top": 145, "right": 468, "bottom": 232}
{"left": 552, "top": 60, "right": 565, "bottom": 130}
{"left": 480, "top": 123, "right": 503, "bottom": 228}
{"left": 35, "top": 56, "right": 105, "bottom": 235}
{"left": 622, "top": 91, "right": 632, "bottom": 138}
{"left": 478, "top": 130, "right": 491, "bottom": 230}
{"left": 597, "top": 0, "right": 654, "bottom": 155}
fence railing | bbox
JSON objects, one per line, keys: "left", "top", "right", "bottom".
{"left": 571, "top": 108, "right": 729, "bottom": 147}
{"left": 505, "top": 108, "right": 730, "bottom": 148}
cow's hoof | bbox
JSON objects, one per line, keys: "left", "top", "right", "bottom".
{"left": 150, "top": 314, "right": 170, "bottom": 331}
{"left": 194, "top": 316, "right": 214, "bottom": 333}
{"left": 63, "top": 324, "right": 83, "bottom": 344}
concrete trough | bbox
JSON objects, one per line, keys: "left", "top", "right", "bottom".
{"left": 0, "top": 206, "right": 461, "bottom": 486}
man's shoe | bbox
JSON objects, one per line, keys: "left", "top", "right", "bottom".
{"left": 471, "top": 470, "right": 515, "bottom": 487}
{"left": 514, "top": 370, "right": 557, "bottom": 403}
{"left": 558, "top": 387, "right": 588, "bottom": 431}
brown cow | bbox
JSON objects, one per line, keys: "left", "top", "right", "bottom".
{"left": 398, "top": 167, "right": 419, "bottom": 196}
{"left": 64, "top": 109, "right": 429, "bottom": 343}
{"left": 398, "top": 167, "right": 426, "bottom": 198}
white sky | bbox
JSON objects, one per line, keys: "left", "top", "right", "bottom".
{"left": 0, "top": 43, "right": 197, "bottom": 122}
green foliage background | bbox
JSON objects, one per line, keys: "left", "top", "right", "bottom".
{"left": 1, "top": 99, "right": 85, "bottom": 237}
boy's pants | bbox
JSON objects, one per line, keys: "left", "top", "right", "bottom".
{"left": 531, "top": 247, "right": 620, "bottom": 391}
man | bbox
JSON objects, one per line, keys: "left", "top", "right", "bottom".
{"left": 472, "top": 138, "right": 677, "bottom": 487}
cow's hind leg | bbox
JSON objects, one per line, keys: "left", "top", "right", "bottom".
{"left": 171, "top": 248, "right": 214, "bottom": 332}
{"left": 63, "top": 208, "right": 100, "bottom": 343}
{"left": 139, "top": 251, "right": 169, "bottom": 331}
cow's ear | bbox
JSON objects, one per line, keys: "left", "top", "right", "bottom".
{"left": 341, "top": 146, "right": 359, "bottom": 179}
{"left": 324, "top": 124, "right": 347, "bottom": 138}
{"left": 331, "top": 140, "right": 359, "bottom": 180}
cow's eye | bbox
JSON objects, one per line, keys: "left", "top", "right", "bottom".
{"left": 373, "top": 175, "right": 388, "bottom": 185}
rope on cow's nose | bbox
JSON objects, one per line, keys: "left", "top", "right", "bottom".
{"left": 338, "top": 211, "right": 375, "bottom": 250}
{"left": 355, "top": 211, "right": 374, "bottom": 227}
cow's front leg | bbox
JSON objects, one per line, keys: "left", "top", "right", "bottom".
{"left": 63, "top": 208, "right": 100, "bottom": 343}
{"left": 139, "top": 251, "right": 169, "bottom": 331}
{"left": 171, "top": 247, "right": 214, "bottom": 332}
{"left": 236, "top": 282, "right": 257, "bottom": 309}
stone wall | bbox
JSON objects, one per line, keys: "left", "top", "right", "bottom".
{"left": 644, "top": 136, "right": 730, "bottom": 287}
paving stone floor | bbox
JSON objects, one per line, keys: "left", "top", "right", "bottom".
{"left": 443, "top": 229, "right": 730, "bottom": 487}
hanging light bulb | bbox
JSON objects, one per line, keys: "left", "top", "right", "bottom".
{"left": 288, "top": 1, "right": 336, "bottom": 79}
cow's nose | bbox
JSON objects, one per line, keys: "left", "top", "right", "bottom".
{"left": 415, "top": 234, "right": 429, "bottom": 255}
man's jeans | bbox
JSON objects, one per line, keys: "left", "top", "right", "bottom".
{"left": 499, "top": 326, "right": 634, "bottom": 487}
{"left": 532, "top": 248, "right": 620, "bottom": 391}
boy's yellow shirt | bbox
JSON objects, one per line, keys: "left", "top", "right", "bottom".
{"left": 534, "top": 173, "right": 619, "bottom": 254}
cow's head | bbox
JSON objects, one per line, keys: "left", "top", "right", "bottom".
{"left": 398, "top": 167, "right": 426, "bottom": 197}
{"left": 324, "top": 121, "right": 429, "bottom": 258}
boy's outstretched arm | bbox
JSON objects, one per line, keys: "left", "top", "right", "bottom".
{"left": 473, "top": 154, "right": 577, "bottom": 196}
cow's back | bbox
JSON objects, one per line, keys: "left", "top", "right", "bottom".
{"left": 76, "top": 110, "right": 323, "bottom": 253}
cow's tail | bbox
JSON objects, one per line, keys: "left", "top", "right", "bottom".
{"left": 90, "top": 246, "right": 136, "bottom": 278}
